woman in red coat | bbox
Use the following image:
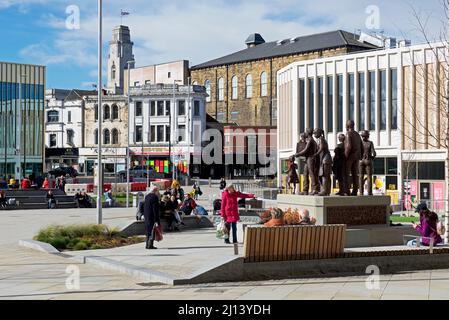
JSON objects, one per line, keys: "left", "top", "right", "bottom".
{"left": 220, "top": 184, "right": 255, "bottom": 244}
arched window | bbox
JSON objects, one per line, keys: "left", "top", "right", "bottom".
{"left": 103, "top": 104, "right": 110, "bottom": 120}
{"left": 218, "top": 78, "right": 224, "bottom": 101}
{"left": 112, "top": 104, "right": 119, "bottom": 120}
{"left": 231, "top": 76, "right": 238, "bottom": 100}
{"left": 94, "top": 129, "right": 98, "bottom": 145}
{"left": 112, "top": 129, "right": 119, "bottom": 145}
{"left": 260, "top": 72, "right": 268, "bottom": 97}
{"left": 111, "top": 63, "right": 116, "bottom": 80}
{"left": 47, "top": 110, "right": 59, "bottom": 123}
{"left": 205, "top": 80, "right": 211, "bottom": 102}
{"left": 245, "top": 74, "right": 253, "bottom": 98}
{"left": 94, "top": 104, "right": 98, "bottom": 121}
{"left": 103, "top": 129, "right": 110, "bottom": 145}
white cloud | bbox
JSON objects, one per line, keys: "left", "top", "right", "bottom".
{"left": 17, "top": 0, "right": 446, "bottom": 86}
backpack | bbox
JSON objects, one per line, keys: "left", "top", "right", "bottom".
{"left": 437, "top": 220, "right": 446, "bottom": 236}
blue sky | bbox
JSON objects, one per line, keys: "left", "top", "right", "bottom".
{"left": 0, "top": 0, "right": 444, "bottom": 89}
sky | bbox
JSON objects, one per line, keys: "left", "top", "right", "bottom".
{"left": 0, "top": 0, "right": 445, "bottom": 89}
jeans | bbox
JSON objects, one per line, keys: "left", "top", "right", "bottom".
{"left": 226, "top": 222, "right": 238, "bottom": 243}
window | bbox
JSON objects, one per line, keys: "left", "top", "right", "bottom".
{"left": 218, "top": 78, "right": 224, "bottom": 101}
{"left": 308, "top": 78, "right": 315, "bottom": 129}
{"left": 359, "top": 72, "right": 365, "bottom": 130}
{"left": 369, "top": 71, "right": 376, "bottom": 131}
{"left": 166, "top": 101, "right": 171, "bottom": 116}
{"left": 111, "top": 64, "right": 116, "bottom": 80}
{"left": 135, "top": 126, "right": 142, "bottom": 143}
{"left": 348, "top": 73, "right": 355, "bottom": 123}
{"left": 145, "top": 80, "right": 151, "bottom": 85}
{"left": 165, "top": 125, "right": 170, "bottom": 142}
{"left": 327, "top": 76, "right": 333, "bottom": 133}
{"left": 68, "top": 111, "right": 72, "bottom": 123}
{"left": 157, "top": 101, "right": 164, "bottom": 116}
{"left": 231, "top": 111, "right": 239, "bottom": 122}
{"left": 380, "top": 70, "right": 387, "bottom": 130}
{"left": 112, "top": 129, "right": 119, "bottom": 145}
{"left": 150, "top": 101, "right": 156, "bottom": 116}
{"left": 217, "top": 112, "right": 225, "bottom": 123}
{"left": 178, "top": 125, "right": 186, "bottom": 142}
{"left": 157, "top": 126, "right": 164, "bottom": 142}
{"left": 178, "top": 101, "right": 186, "bottom": 116}
{"left": 47, "top": 110, "right": 59, "bottom": 123}
{"left": 231, "top": 76, "right": 238, "bottom": 100}
{"left": 67, "top": 130, "right": 74, "bottom": 145}
{"left": 418, "top": 162, "right": 445, "bottom": 180}
{"left": 205, "top": 80, "right": 211, "bottom": 102}
{"left": 299, "top": 79, "right": 305, "bottom": 134}
{"left": 391, "top": 69, "right": 398, "bottom": 130}
{"left": 134, "top": 81, "right": 140, "bottom": 87}
{"left": 104, "top": 105, "right": 110, "bottom": 120}
{"left": 168, "top": 72, "right": 171, "bottom": 79}
{"left": 95, "top": 104, "right": 98, "bottom": 121}
{"left": 94, "top": 129, "right": 98, "bottom": 145}
{"left": 245, "top": 74, "right": 253, "bottom": 98}
{"left": 260, "top": 72, "right": 268, "bottom": 97}
{"left": 387, "top": 158, "right": 398, "bottom": 175}
{"left": 103, "top": 129, "right": 110, "bottom": 145}
{"left": 150, "top": 126, "right": 156, "bottom": 142}
{"left": 49, "top": 134, "right": 57, "bottom": 147}
{"left": 135, "top": 101, "right": 142, "bottom": 117}
{"left": 194, "top": 101, "right": 200, "bottom": 116}
{"left": 337, "top": 75, "right": 343, "bottom": 132}
{"left": 112, "top": 104, "right": 119, "bottom": 120}
{"left": 374, "top": 158, "right": 385, "bottom": 175}
{"left": 318, "top": 77, "right": 324, "bottom": 129}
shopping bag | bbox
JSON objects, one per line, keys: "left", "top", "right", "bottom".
{"left": 216, "top": 219, "right": 229, "bottom": 239}
{"left": 153, "top": 224, "right": 163, "bottom": 242}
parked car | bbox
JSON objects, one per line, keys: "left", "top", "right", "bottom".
{"left": 119, "top": 166, "right": 160, "bottom": 180}
{"left": 48, "top": 167, "right": 78, "bottom": 178}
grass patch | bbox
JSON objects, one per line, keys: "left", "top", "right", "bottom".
{"left": 390, "top": 216, "right": 419, "bottom": 223}
{"left": 34, "top": 224, "right": 144, "bottom": 251}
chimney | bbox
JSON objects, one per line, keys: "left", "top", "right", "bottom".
{"left": 245, "top": 33, "right": 265, "bottom": 48}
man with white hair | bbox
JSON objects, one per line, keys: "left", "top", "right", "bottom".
{"left": 144, "top": 185, "right": 161, "bottom": 250}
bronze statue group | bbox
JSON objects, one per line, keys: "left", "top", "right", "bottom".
{"left": 287, "top": 120, "right": 377, "bottom": 197}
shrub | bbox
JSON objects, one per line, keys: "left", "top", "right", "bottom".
{"left": 73, "top": 241, "right": 89, "bottom": 251}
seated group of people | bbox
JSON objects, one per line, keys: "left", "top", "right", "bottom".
{"left": 263, "top": 208, "right": 317, "bottom": 227}
{"left": 74, "top": 192, "right": 93, "bottom": 208}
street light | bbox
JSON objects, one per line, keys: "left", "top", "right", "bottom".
{"left": 17, "top": 73, "right": 27, "bottom": 188}
{"left": 171, "top": 79, "right": 182, "bottom": 181}
{"left": 126, "top": 60, "right": 135, "bottom": 208}
{"left": 97, "top": 0, "right": 103, "bottom": 225}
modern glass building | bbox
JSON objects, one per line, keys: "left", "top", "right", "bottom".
{"left": 0, "top": 62, "right": 46, "bottom": 181}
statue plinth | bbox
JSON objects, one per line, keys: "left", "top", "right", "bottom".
{"left": 277, "top": 194, "right": 391, "bottom": 227}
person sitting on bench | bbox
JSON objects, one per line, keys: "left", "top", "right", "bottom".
{"left": 179, "top": 193, "right": 197, "bottom": 216}
{"left": 104, "top": 190, "right": 115, "bottom": 207}
{"left": 0, "top": 190, "right": 7, "bottom": 209}
{"left": 46, "top": 190, "right": 56, "bottom": 209}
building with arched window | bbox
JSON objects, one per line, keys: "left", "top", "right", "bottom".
{"left": 191, "top": 30, "right": 379, "bottom": 126}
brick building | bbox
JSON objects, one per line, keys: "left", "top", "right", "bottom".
{"left": 190, "top": 30, "right": 378, "bottom": 127}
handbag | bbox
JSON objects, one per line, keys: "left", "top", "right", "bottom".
{"left": 153, "top": 224, "right": 163, "bottom": 242}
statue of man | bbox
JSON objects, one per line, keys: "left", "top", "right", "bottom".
{"left": 359, "top": 130, "right": 377, "bottom": 196}
{"left": 333, "top": 134, "right": 347, "bottom": 196}
{"left": 295, "top": 128, "right": 319, "bottom": 195}
{"left": 313, "top": 128, "right": 333, "bottom": 196}
{"left": 344, "top": 120, "right": 363, "bottom": 196}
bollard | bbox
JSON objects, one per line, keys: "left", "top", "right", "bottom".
{"left": 234, "top": 243, "right": 239, "bottom": 255}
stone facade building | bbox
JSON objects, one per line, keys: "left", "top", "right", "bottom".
{"left": 190, "top": 30, "right": 379, "bottom": 127}
{"left": 80, "top": 95, "right": 128, "bottom": 175}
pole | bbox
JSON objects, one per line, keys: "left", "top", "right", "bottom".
{"left": 187, "top": 77, "right": 191, "bottom": 181}
{"left": 97, "top": 0, "right": 103, "bottom": 225}
{"left": 126, "top": 62, "right": 132, "bottom": 208}
{"left": 172, "top": 81, "right": 175, "bottom": 181}
{"left": 17, "top": 75, "right": 22, "bottom": 188}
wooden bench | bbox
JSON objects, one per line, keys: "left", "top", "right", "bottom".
{"left": 243, "top": 225, "right": 346, "bottom": 263}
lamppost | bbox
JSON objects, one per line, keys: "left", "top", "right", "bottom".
{"left": 171, "top": 79, "right": 182, "bottom": 181}
{"left": 97, "top": 0, "right": 103, "bottom": 225}
{"left": 17, "top": 73, "right": 27, "bottom": 188}
{"left": 126, "top": 60, "right": 135, "bottom": 208}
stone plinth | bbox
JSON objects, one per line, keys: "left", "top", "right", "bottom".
{"left": 277, "top": 194, "right": 391, "bottom": 227}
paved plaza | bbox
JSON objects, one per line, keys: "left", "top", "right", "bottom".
{"left": 1, "top": 206, "right": 449, "bottom": 300}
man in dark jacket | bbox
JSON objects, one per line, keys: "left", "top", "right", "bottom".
{"left": 144, "top": 186, "right": 161, "bottom": 250}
